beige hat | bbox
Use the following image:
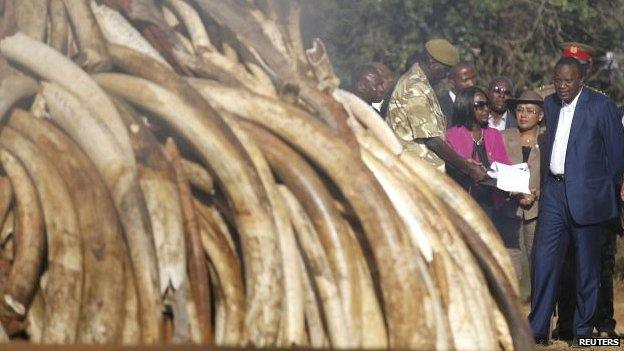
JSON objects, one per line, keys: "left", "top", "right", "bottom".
{"left": 425, "top": 39, "right": 460, "bottom": 66}
{"left": 507, "top": 90, "right": 544, "bottom": 109}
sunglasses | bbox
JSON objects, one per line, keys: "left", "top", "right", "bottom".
{"left": 473, "top": 100, "right": 489, "bottom": 110}
{"left": 492, "top": 86, "right": 512, "bottom": 96}
{"left": 516, "top": 107, "right": 540, "bottom": 115}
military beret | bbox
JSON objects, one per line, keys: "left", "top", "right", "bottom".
{"left": 425, "top": 39, "right": 459, "bottom": 66}
{"left": 560, "top": 42, "right": 596, "bottom": 63}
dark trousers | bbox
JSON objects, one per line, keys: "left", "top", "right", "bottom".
{"left": 595, "top": 231, "right": 617, "bottom": 332}
{"left": 556, "top": 229, "right": 617, "bottom": 335}
{"left": 555, "top": 245, "right": 576, "bottom": 338}
{"left": 529, "top": 177, "right": 604, "bottom": 338}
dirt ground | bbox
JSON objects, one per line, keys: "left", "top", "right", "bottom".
{"left": 531, "top": 280, "right": 624, "bottom": 350}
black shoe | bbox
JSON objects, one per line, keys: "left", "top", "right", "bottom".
{"left": 552, "top": 328, "right": 574, "bottom": 341}
{"left": 552, "top": 328, "right": 574, "bottom": 342}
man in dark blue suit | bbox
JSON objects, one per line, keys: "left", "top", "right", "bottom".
{"left": 529, "top": 57, "right": 624, "bottom": 345}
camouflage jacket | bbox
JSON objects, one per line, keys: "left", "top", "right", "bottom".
{"left": 386, "top": 63, "right": 446, "bottom": 170}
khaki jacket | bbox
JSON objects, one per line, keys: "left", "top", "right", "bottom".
{"left": 501, "top": 128, "right": 547, "bottom": 220}
{"left": 386, "top": 63, "right": 446, "bottom": 171}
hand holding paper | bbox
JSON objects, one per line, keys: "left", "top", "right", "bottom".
{"left": 487, "top": 162, "right": 532, "bottom": 194}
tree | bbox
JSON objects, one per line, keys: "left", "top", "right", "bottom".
{"left": 299, "top": 0, "right": 624, "bottom": 103}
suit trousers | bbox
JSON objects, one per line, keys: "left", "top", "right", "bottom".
{"left": 594, "top": 231, "right": 617, "bottom": 332}
{"left": 556, "top": 228, "right": 618, "bottom": 336}
{"left": 529, "top": 177, "right": 605, "bottom": 338}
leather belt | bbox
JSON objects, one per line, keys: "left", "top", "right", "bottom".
{"left": 550, "top": 172, "right": 565, "bottom": 181}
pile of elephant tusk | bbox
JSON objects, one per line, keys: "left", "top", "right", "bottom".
{"left": 0, "top": 0, "right": 533, "bottom": 350}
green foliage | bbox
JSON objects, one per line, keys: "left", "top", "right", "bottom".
{"left": 299, "top": 0, "right": 624, "bottom": 103}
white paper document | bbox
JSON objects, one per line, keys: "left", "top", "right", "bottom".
{"left": 487, "top": 162, "right": 531, "bottom": 194}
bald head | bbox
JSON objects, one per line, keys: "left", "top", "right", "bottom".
{"left": 448, "top": 61, "right": 476, "bottom": 92}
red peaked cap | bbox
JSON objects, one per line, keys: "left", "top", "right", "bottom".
{"left": 560, "top": 42, "right": 595, "bottom": 63}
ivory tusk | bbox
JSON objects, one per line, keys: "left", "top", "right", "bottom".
{"left": 163, "top": 0, "right": 212, "bottom": 53}
{"left": 225, "top": 116, "right": 304, "bottom": 347}
{"left": 189, "top": 78, "right": 429, "bottom": 348}
{"left": 361, "top": 149, "right": 450, "bottom": 350}
{"left": 241, "top": 121, "right": 363, "bottom": 346}
{"left": 162, "top": 138, "right": 213, "bottom": 344}
{"left": 42, "top": 82, "right": 162, "bottom": 344}
{"left": 0, "top": 149, "right": 43, "bottom": 334}
{"left": 278, "top": 185, "right": 351, "bottom": 348}
{"left": 0, "top": 32, "right": 134, "bottom": 159}
{"left": 196, "top": 203, "right": 236, "bottom": 258}
{"left": 61, "top": 0, "right": 112, "bottom": 72}
{"left": 0, "top": 127, "right": 82, "bottom": 344}
{"left": 358, "top": 130, "right": 499, "bottom": 349}
{"left": 398, "top": 153, "right": 532, "bottom": 351}
{"left": 221, "top": 42, "right": 239, "bottom": 64}
{"left": 115, "top": 99, "right": 187, "bottom": 296}
{"left": 246, "top": 6, "right": 291, "bottom": 65}
{"left": 194, "top": 199, "right": 245, "bottom": 346}
{"left": 15, "top": 0, "right": 47, "bottom": 42}
{"left": 0, "top": 177, "right": 12, "bottom": 228}
{"left": 348, "top": 226, "right": 387, "bottom": 349}
{"left": 0, "top": 75, "right": 36, "bottom": 119}
{"left": 25, "top": 287, "right": 44, "bottom": 343}
{"left": 48, "top": 0, "right": 68, "bottom": 54}
{"left": 180, "top": 158, "right": 214, "bottom": 195}
{"left": 283, "top": 2, "right": 309, "bottom": 73}
{"left": 121, "top": 254, "right": 140, "bottom": 345}
{"left": 299, "top": 251, "right": 329, "bottom": 349}
{"left": 207, "top": 264, "right": 225, "bottom": 344}
{"left": 9, "top": 109, "right": 126, "bottom": 344}
{"left": 333, "top": 89, "right": 402, "bottom": 154}
{"left": 400, "top": 152, "right": 518, "bottom": 291}
{"left": 93, "top": 68, "right": 282, "bottom": 346}
{"left": 191, "top": 1, "right": 358, "bottom": 146}
{"left": 90, "top": 1, "right": 171, "bottom": 69}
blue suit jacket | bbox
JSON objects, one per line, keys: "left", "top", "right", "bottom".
{"left": 544, "top": 87, "right": 624, "bottom": 225}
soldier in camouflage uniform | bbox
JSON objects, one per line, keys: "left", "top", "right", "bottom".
{"left": 387, "top": 62, "right": 448, "bottom": 169}
{"left": 386, "top": 39, "right": 488, "bottom": 181}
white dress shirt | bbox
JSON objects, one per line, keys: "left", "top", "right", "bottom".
{"left": 488, "top": 111, "right": 508, "bottom": 131}
{"left": 549, "top": 89, "right": 583, "bottom": 175}
{"left": 449, "top": 90, "right": 456, "bottom": 102}
{"left": 372, "top": 101, "right": 382, "bottom": 112}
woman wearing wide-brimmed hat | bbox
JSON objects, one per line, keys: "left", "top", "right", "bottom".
{"left": 499, "top": 90, "right": 547, "bottom": 299}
